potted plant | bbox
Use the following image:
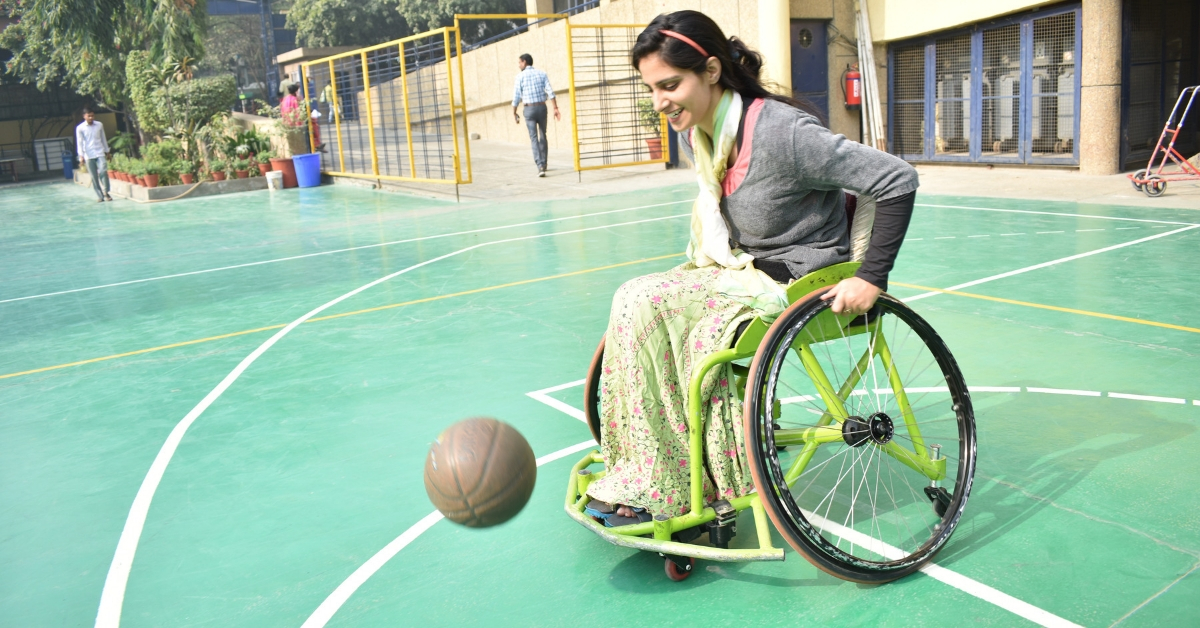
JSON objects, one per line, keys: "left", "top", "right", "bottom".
{"left": 253, "top": 150, "right": 274, "bottom": 175}
{"left": 143, "top": 158, "right": 163, "bottom": 188}
{"left": 176, "top": 160, "right": 196, "bottom": 185}
{"left": 129, "top": 159, "right": 146, "bottom": 186}
{"left": 637, "top": 99, "right": 666, "bottom": 159}
{"left": 209, "top": 159, "right": 227, "bottom": 181}
{"left": 233, "top": 158, "right": 250, "bottom": 179}
{"left": 108, "top": 154, "right": 124, "bottom": 181}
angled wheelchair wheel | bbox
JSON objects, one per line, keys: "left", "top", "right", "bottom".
{"left": 583, "top": 336, "right": 605, "bottom": 445}
{"left": 743, "top": 291, "right": 976, "bottom": 583}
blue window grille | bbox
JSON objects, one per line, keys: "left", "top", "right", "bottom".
{"left": 888, "top": 3, "right": 1081, "bottom": 165}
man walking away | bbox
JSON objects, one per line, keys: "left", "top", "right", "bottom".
{"left": 76, "top": 106, "right": 112, "bottom": 202}
{"left": 512, "top": 53, "right": 561, "bottom": 177}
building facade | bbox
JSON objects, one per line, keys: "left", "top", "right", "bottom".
{"left": 507, "top": 0, "right": 1196, "bottom": 174}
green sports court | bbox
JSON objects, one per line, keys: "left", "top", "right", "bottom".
{"left": 1, "top": 176, "right": 1197, "bottom": 626}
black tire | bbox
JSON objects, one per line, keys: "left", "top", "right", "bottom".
{"left": 1144, "top": 174, "right": 1167, "bottom": 197}
{"left": 583, "top": 336, "right": 605, "bottom": 446}
{"left": 743, "top": 291, "right": 976, "bottom": 583}
{"left": 1132, "top": 169, "right": 1147, "bottom": 191}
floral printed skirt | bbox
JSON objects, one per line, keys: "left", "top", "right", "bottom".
{"left": 585, "top": 262, "right": 767, "bottom": 516}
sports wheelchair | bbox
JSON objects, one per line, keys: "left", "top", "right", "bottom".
{"left": 565, "top": 261, "right": 976, "bottom": 583}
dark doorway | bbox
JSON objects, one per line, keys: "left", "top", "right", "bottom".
{"left": 1121, "top": 0, "right": 1200, "bottom": 169}
{"left": 791, "top": 20, "right": 829, "bottom": 123}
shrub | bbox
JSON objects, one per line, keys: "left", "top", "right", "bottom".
{"left": 636, "top": 99, "right": 664, "bottom": 136}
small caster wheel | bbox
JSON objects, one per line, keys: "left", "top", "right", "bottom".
{"left": 1131, "top": 169, "right": 1147, "bottom": 191}
{"left": 1144, "top": 174, "right": 1167, "bottom": 197}
{"left": 664, "top": 556, "right": 695, "bottom": 581}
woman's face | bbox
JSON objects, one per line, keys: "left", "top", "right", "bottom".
{"left": 638, "top": 51, "right": 722, "bottom": 133}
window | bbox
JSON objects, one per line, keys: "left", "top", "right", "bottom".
{"left": 888, "top": 4, "right": 1080, "bottom": 164}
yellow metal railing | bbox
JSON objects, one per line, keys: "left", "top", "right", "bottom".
{"left": 567, "top": 23, "right": 668, "bottom": 172}
{"left": 301, "top": 27, "right": 472, "bottom": 185}
{"left": 302, "top": 14, "right": 668, "bottom": 184}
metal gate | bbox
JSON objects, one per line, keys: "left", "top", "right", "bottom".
{"left": 301, "top": 27, "right": 471, "bottom": 185}
{"left": 567, "top": 24, "right": 668, "bottom": 171}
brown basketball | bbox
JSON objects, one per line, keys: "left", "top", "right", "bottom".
{"left": 423, "top": 418, "right": 537, "bottom": 528}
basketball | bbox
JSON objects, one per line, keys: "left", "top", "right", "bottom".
{"left": 423, "top": 417, "right": 537, "bottom": 528}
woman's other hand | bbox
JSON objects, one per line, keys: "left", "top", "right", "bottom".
{"left": 821, "top": 277, "right": 881, "bottom": 317}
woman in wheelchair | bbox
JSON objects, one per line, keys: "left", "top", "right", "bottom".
{"left": 584, "top": 10, "right": 919, "bottom": 526}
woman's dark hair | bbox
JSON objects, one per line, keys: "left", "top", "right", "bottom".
{"left": 288, "top": 83, "right": 300, "bottom": 95}
{"left": 631, "top": 10, "right": 824, "bottom": 124}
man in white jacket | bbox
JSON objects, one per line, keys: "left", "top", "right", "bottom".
{"left": 76, "top": 106, "right": 112, "bottom": 202}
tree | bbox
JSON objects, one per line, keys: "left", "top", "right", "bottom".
{"left": 395, "top": 0, "right": 526, "bottom": 44}
{"left": 199, "top": 15, "right": 268, "bottom": 98}
{"left": 0, "top": 0, "right": 207, "bottom": 136}
{"left": 287, "top": 0, "right": 411, "bottom": 48}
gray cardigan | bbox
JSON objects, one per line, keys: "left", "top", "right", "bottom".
{"left": 685, "top": 99, "right": 919, "bottom": 279}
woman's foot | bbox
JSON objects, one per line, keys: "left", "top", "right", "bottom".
{"left": 615, "top": 504, "right": 639, "bottom": 518}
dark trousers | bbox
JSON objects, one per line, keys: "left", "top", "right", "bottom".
{"left": 523, "top": 103, "right": 548, "bottom": 170}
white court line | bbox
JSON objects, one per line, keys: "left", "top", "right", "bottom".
{"left": 1037, "top": 231, "right": 1065, "bottom": 234}
{"left": 526, "top": 384, "right": 1083, "bottom": 628}
{"left": 1027, "top": 387, "right": 1102, "bottom": 397}
{"left": 916, "top": 203, "right": 1200, "bottom": 226}
{"left": 1108, "top": 392, "right": 1186, "bottom": 404}
{"left": 1, "top": 200, "right": 690, "bottom": 305}
{"left": 903, "top": 225, "right": 1200, "bottom": 302}
{"left": 94, "top": 213, "right": 688, "bottom": 628}
{"left": 299, "top": 438, "right": 597, "bottom": 628}
{"left": 801, "top": 510, "right": 1084, "bottom": 628}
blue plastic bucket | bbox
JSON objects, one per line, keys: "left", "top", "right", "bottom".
{"left": 293, "top": 153, "right": 321, "bottom": 188}
{"left": 62, "top": 153, "right": 75, "bottom": 179}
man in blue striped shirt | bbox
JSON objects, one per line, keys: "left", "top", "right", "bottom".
{"left": 512, "top": 53, "right": 561, "bottom": 177}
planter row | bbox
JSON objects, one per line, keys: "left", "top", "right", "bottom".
{"left": 108, "top": 157, "right": 298, "bottom": 189}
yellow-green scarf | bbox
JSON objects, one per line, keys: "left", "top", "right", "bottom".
{"left": 689, "top": 90, "right": 789, "bottom": 317}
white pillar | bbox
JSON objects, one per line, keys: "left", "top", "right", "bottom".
{"left": 758, "top": 0, "right": 792, "bottom": 95}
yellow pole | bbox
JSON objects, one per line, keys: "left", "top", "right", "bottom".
{"left": 566, "top": 24, "right": 581, "bottom": 172}
{"left": 329, "top": 59, "right": 346, "bottom": 173}
{"left": 454, "top": 27, "right": 473, "bottom": 184}
{"left": 398, "top": 41, "right": 416, "bottom": 178}
{"left": 361, "top": 52, "right": 380, "bottom": 177}
{"left": 301, "top": 65, "right": 315, "bottom": 154}
{"left": 443, "top": 29, "right": 462, "bottom": 184}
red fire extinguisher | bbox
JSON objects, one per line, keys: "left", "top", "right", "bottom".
{"left": 844, "top": 64, "right": 862, "bottom": 108}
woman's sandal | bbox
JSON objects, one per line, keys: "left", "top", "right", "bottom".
{"left": 584, "top": 499, "right": 651, "bottom": 527}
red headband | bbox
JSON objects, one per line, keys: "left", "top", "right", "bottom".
{"left": 660, "top": 30, "right": 709, "bottom": 57}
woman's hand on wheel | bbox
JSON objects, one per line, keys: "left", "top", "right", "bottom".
{"left": 821, "top": 277, "right": 881, "bottom": 317}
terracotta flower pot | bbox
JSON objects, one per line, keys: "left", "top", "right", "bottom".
{"left": 211, "top": 172, "right": 227, "bottom": 181}
{"left": 235, "top": 170, "right": 249, "bottom": 179}
{"left": 180, "top": 173, "right": 196, "bottom": 184}
{"left": 269, "top": 157, "right": 297, "bottom": 188}
{"left": 136, "top": 176, "right": 145, "bottom": 186}
{"left": 645, "top": 137, "right": 664, "bottom": 160}
{"left": 144, "top": 174, "right": 160, "bottom": 188}
{"left": 256, "top": 162, "right": 271, "bottom": 175}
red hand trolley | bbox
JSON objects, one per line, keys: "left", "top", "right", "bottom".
{"left": 1129, "top": 85, "right": 1199, "bottom": 197}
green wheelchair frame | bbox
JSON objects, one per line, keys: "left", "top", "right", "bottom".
{"left": 565, "top": 261, "right": 976, "bottom": 583}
